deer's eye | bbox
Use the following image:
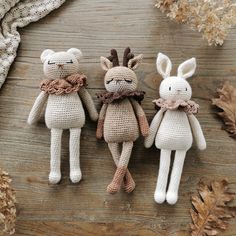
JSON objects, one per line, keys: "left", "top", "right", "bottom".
{"left": 106, "top": 78, "right": 113, "bottom": 84}
{"left": 124, "top": 79, "right": 132, "bottom": 84}
{"left": 66, "top": 59, "right": 73, "bottom": 64}
{"left": 48, "top": 61, "right": 55, "bottom": 65}
{"left": 169, "top": 86, "right": 171, "bottom": 91}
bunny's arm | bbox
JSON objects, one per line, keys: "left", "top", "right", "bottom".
{"left": 96, "top": 103, "right": 108, "bottom": 139}
{"left": 130, "top": 99, "right": 149, "bottom": 137}
{"left": 188, "top": 114, "right": 206, "bottom": 150}
{"left": 78, "top": 87, "right": 98, "bottom": 122}
{"left": 27, "top": 91, "right": 48, "bottom": 125}
{"left": 144, "top": 109, "right": 165, "bottom": 148}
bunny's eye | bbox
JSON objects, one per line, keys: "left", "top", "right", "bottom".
{"left": 169, "top": 86, "right": 171, "bottom": 91}
{"left": 185, "top": 88, "right": 187, "bottom": 91}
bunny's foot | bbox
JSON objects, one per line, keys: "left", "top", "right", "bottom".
{"left": 70, "top": 169, "right": 82, "bottom": 183}
{"left": 49, "top": 171, "right": 61, "bottom": 184}
{"left": 166, "top": 191, "right": 178, "bottom": 205}
{"left": 154, "top": 190, "right": 166, "bottom": 204}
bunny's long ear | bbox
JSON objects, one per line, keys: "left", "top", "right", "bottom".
{"left": 100, "top": 56, "right": 113, "bottom": 71}
{"left": 156, "top": 53, "right": 172, "bottom": 79}
{"left": 177, "top": 58, "right": 196, "bottom": 79}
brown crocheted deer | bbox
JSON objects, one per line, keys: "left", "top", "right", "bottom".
{"left": 96, "top": 47, "right": 149, "bottom": 194}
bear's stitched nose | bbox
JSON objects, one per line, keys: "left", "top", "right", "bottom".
{"left": 57, "top": 64, "right": 64, "bottom": 68}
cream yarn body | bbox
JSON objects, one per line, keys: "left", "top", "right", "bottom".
{"left": 28, "top": 48, "right": 98, "bottom": 185}
{"left": 155, "top": 110, "right": 192, "bottom": 150}
{"left": 45, "top": 92, "right": 85, "bottom": 129}
{"left": 145, "top": 53, "right": 206, "bottom": 205}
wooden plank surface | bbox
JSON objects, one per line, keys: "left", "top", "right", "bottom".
{"left": 0, "top": 0, "right": 236, "bottom": 235}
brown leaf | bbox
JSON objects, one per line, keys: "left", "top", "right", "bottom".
{"left": 0, "top": 168, "right": 16, "bottom": 235}
{"left": 212, "top": 82, "right": 236, "bottom": 139}
{"left": 190, "top": 179, "right": 236, "bottom": 236}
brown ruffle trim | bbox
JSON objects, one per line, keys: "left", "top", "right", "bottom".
{"left": 40, "top": 74, "right": 87, "bottom": 95}
{"left": 153, "top": 98, "right": 199, "bottom": 114}
{"left": 96, "top": 90, "right": 145, "bottom": 104}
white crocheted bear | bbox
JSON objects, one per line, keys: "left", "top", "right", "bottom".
{"left": 145, "top": 53, "right": 206, "bottom": 205}
{"left": 28, "top": 48, "right": 98, "bottom": 184}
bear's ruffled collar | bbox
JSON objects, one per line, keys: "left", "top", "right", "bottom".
{"left": 97, "top": 90, "right": 145, "bottom": 104}
{"left": 153, "top": 98, "right": 199, "bottom": 114}
{"left": 40, "top": 74, "right": 87, "bottom": 95}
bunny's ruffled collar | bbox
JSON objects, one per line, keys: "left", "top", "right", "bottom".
{"left": 97, "top": 90, "right": 145, "bottom": 104}
{"left": 153, "top": 98, "right": 199, "bottom": 114}
{"left": 40, "top": 74, "right": 87, "bottom": 95}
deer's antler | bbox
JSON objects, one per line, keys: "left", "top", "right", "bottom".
{"left": 107, "top": 49, "right": 119, "bottom": 67}
{"left": 123, "top": 47, "right": 134, "bottom": 67}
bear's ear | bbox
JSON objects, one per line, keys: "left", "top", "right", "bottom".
{"left": 40, "top": 49, "right": 55, "bottom": 63}
{"left": 156, "top": 52, "right": 172, "bottom": 79}
{"left": 67, "top": 48, "right": 83, "bottom": 61}
{"left": 177, "top": 58, "right": 196, "bottom": 79}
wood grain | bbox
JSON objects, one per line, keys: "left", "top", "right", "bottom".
{"left": 0, "top": 0, "right": 236, "bottom": 235}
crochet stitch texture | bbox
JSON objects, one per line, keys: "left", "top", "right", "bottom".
{"left": 0, "top": 0, "right": 66, "bottom": 88}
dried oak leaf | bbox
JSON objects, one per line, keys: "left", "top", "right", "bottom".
{"left": 212, "top": 82, "right": 236, "bottom": 139}
{"left": 0, "top": 169, "right": 16, "bottom": 235}
{"left": 190, "top": 179, "right": 236, "bottom": 236}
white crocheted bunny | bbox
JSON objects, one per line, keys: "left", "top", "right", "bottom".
{"left": 145, "top": 53, "right": 206, "bottom": 205}
{"left": 28, "top": 48, "right": 98, "bottom": 184}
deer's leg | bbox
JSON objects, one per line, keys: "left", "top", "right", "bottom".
{"left": 107, "top": 141, "right": 133, "bottom": 194}
{"left": 108, "top": 143, "right": 135, "bottom": 193}
{"left": 166, "top": 150, "right": 186, "bottom": 205}
{"left": 69, "top": 128, "right": 82, "bottom": 183}
{"left": 154, "top": 149, "right": 171, "bottom": 204}
{"left": 49, "top": 128, "right": 63, "bottom": 184}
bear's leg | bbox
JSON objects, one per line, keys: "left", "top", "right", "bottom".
{"left": 107, "top": 141, "right": 133, "bottom": 194}
{"left": 69, "top": 128, "right": 82, "bottom": 183}
{"left": 108, "top": 142, "right": 135, "bottom": 193}
{"left": 166, "top": 150, "right": 186, "bottom": 205}
{"left": 154, "top": 149, "right": 171, "bottom": 204}
{"left": 49, "top": 128, "right": 63, "bottom": 184}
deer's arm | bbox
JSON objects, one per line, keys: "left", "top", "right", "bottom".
{"left": 27, "top": 91, "right": 48, "bottom": 125}
{"left": 96, "top": 103, "right": 108, "bottom": 139}
{"left": 188, "top": 114, "right": 206, "bottom": 150}
{"left": 130, "top": 99, "right": 149, "bottom": 137}
{"left": 78, "top": 87, "right": 98, "bottom": 122}
{"left": 144, "top": 109, "right": 164, "bottom": 148}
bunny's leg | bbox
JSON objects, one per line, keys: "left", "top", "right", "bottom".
{"left": 49, "top": 128, "right": 63, "bottom": 184}
{"left": 108, "top": 143, "right": 135, "bottom": 193}
{"left": 166, "top": 150, "right": 186, "bottom": 205}
{"left": 154, "top": 149, "right": 171, "bottom": 204}
{"left": 107, "top": 142, "right": 133, "bottom": 194}
{"left": 69, "top": 128, "right": 82, "bottom": 183}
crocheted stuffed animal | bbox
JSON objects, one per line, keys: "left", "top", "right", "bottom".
{"left": 96, "top": 47, "right": 149, "bottom": 194}
{"left": 28, "top": 48, "right": 98, "bottom": 184}
{"left": 145, "top": 53, "right": 206, "bottom": 204}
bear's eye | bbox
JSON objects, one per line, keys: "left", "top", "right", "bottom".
{"left": 106, "top": 78, "right": 113, "bottom": 84}
{"left": 124, "top": 78, "right": 132, "bottom": 84}
{"left": 186, "top": 88, "right": 187, "bottom": 91}
{"left": 169, "top": 86, "right": 171, "bottom": 91}
{"left": 66, "top": 59, "right": 73, "bottom": 64}
{"left": 48, "top": 61, "right": 55, "bottom": 65}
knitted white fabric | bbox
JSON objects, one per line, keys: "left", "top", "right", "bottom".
{"left": 28, "top": 49, "right": 98, "bottom": 184}
{"left": 145, "top": 53, "right": 206, "bottom": 205}
{"left": 0, "top": 0, "right": 66, "bottom": 88}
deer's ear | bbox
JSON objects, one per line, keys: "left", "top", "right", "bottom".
{"left": 128, "top": 54, "right": 143, "bottom": 70}
{"left": 40, "top": 49, "right": 54, "bottom": 63}
{"left": 177, "top": 58, "right": 196, "bottom": 79}
{"left": 156, "top": 53, "right": 172, "bottom": 79}
{"left": 100, "top": 56, "right": 112, "bottom": 71}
